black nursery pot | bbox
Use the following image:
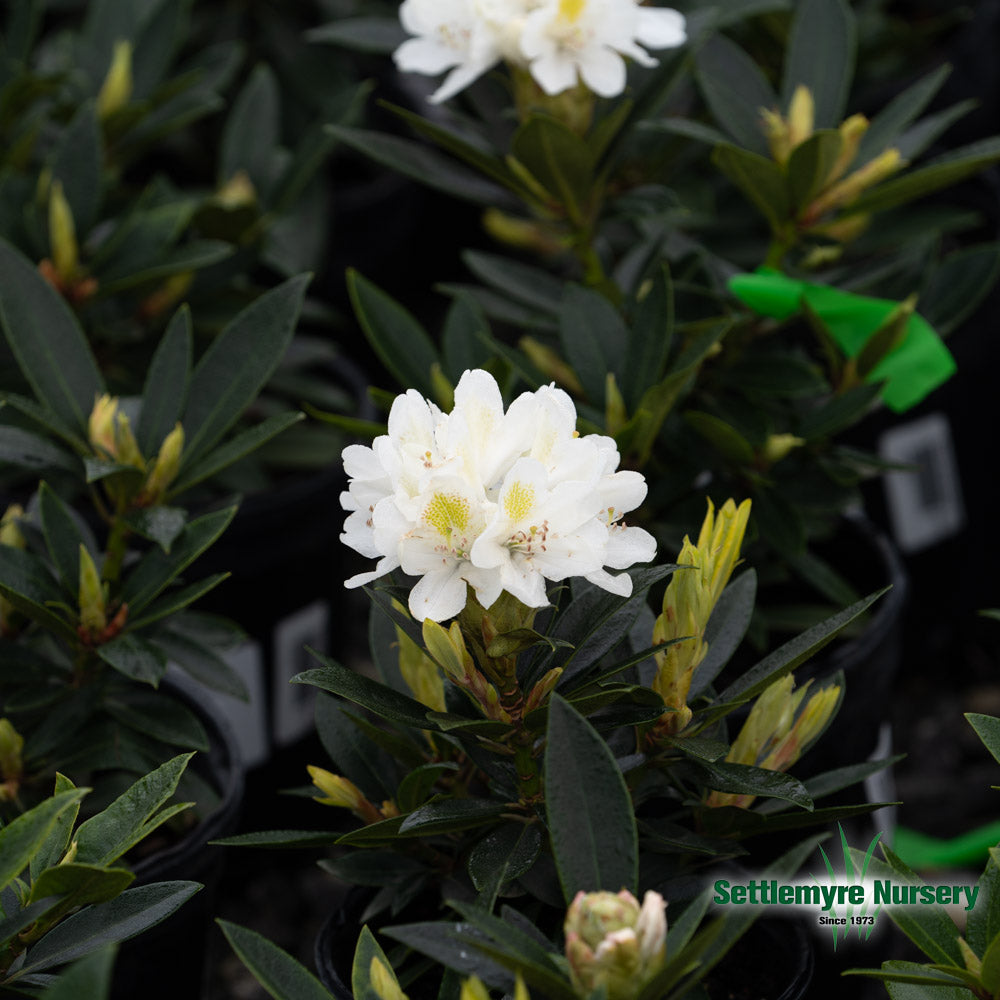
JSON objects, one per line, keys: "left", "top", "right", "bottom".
{"left": 110, "top": 678, "right": 244, "bottom": 1000}
{"left": 314, "top": 894, "right": 813, "bottom": 1000}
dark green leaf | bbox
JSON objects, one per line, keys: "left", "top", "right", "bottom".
{"left": 170, "top": 411, "right": 305, "bottom": 496}
{"left": 967, "top": 713, "right": 1000, "bottom": 766}
{"left": 74, "top": 753, "right": 193, "bottom": 866}
{"left": 38, "top": 482, "right": 87, "bottom": 595}
{"left": 121, "top": 506, "right": 236, "bottom": 612}
{"left": 36, "top": 945, "right": 117, "bottom": 1000}
{"left": 781, "top": 0, "right": 855, "bottom": 128}
{"left": 347, "top": 269, "right": 438, "bottom": 397}
{"left": 95, "top": 633, "right": 167, "bottom": 686}
{"left": 105, "top": 690, "right": 208, "bottom": 751}
{"left": 293, "top": 657, "right": 433, "bottom": 730}
{"left": 683, "top": 410, "right": 755, "bottom": 465}
{"left": 137, "top": 306, "right": 190, "bottom": 455}
{"left": 220, "top": 63, "right": 280, "bottom": 197}
{"left": 397, "top": 799, "right": 509, "bottom": 837}
{"left": 853, "top": 138, "right": 1000, "bottom": 215}
{"left": 559, "top": 284, "right": 625, "bottom": 405}
{"left": 922, "top": 244, "right": 1000, "bottom": 336}
{"left": 511, "top": 116, "right": 594, "bottom": 221}
{"left": 20, "top": 881, "right": 201, "bottom": 973}
{"left": 0, "top": 393, "right": 86, "bottom": 451}
{"left": 711, "top": 144, "right": 790, "bottom": 232}
{"left": 29, "top": 864, "right": 135, "bottom": 910}
{"left": 798, "top": 382, "right": 882, "bottom": 440}
{"left": 182, "top": 275, "right": 309, "bottom": 467}
{"left": 50, "top": 102, "right": 102, "bottom": 235}
{"left": 31, "top": 774, "right": 82, "bottom": 879}
{"left": 211, "top": 830, "right": 341, "bottom": 849}
{"left": 708, "top": 588, "right": 888, "bottom": 714}
{"left": 0, "top": 237, "right": 103, "bottom": 433}
{"left": 858, "top": 65, "right": 951, "bottom": 164}
{"left": 396, "top": 763, "right": 460, "bottom": 814}
{"left": 352, "top": 924, "right": 400, "bottom": 1000}
{"left": 0, "top": 789, "right": 86, "bottom": 894}
{"left": 217, "top": 919, "right": 332, "bottom": 1000}
{"left": 787, "top": 130, "right": 843, "bottom": 210}
{"left": 307, "top": 17, "right": 407, "bottom": 53}
{"left": 326, "top": 125, "right": 506, "bottom": 205}
{"left": 315, "top": 694, "right": 398, "bottom": 800}
{"left": 121, "top": 506, "right": 187, "bottom": 553}
{"left": 442, "top": 293, "right": 492, "bottom": 382}
{"left": 695, "top": 34, "right": 777, "bottom": 155}
{"left": 0, "top": 425, "right": 79, "bottom": 473}
{"left": 545, "top": 695, "right": 637, "bottom": 901}
{"left": 693, "top": 760, "right": 812, "bottom": 809}
{"left": 462, "top": 251, "right": 564, "bottom": 314}
{"left": 967, "top": 846, "right": 1000, "bottom": 958}
{"left": 154, "top": 629, "right": 249, "bottom": 700}
{"left": 0, "top": 546, "right": 76, "bottom": 642}
{"left": 690, "top": 570, "right": 756, "bottom": 697}
{"left": 623, "top": 263, "right": 673, "bottom": 409}
{"left": 468, "top": 822, "right": 542, "bottom": 909}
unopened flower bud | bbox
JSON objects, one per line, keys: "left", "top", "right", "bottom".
{"left": 761, "top": 107, "right": 791, "bottom": 165}
{"left": 808, "top": 148, "right": 905, "bottom": 220}
{"left": 138, "top": 423, "right": 184, "bottom": 506}
{"left": 564, "top": 890, "right": 667, "bottom": 1000}
{"left": 525, "top": 667, "right": 563, "bottom": 713}
{"left": 760, "top": 433, "right": 804, "bottom": 466}
{"left": 97, "top": 40, "right": 133, "bottom": 119}
{"left": 0, "top": 719, "right": 24, "bottom": 793}
{"left": 216, "top": 170, "right": 257, "bottom": 210}
{"left": 89, "top": 394, "right": 119, "bottom": 456}
{"left": 48, "top": 181, "right": 78, "bottom": 282}
{"left": 460, "top": 977, "right": 491, "bottom": 1000}
{"left": 482, "top": 209, "right": 564, "bottom": 255}
{"left": 787, "top": 85, "right": 814, "bottom": 149}
{"left": 827, "top": 114, "right": 869, "bottom": 185}
{"left": 78, "top": 544, "right": 107, "bottom": 638}
{"left": 959, "top": 937, "right": 982, "bottom": 978}
{"left": 0, "top": 505, "right": 25, "bottom": 550}
{"left": 395, "top": 617, "right": 446, "bottom": 714}
{"left": 307, "top": 766, "right": 367, "bottom": 810}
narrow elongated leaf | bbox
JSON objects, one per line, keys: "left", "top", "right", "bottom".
{"left": 966, "top": 847, "right": 1000, "bottom": 958}
{"left": 50, "top": 102, "right": 102, "bottom": 235}
{"left": 0, "top": 426, "right": 79, "bottom": 473}
{"left": 462, "top": 251, "right": 564, "bottom": 313}
{"left": 623, "top": 264, "right": 673, "bottom": 409}
{"left": 347, "top": 269, "right": 438, "bottom": 397}
{"left": 442, "top": 292, "right": 492, "bottom": 381}
{"left": 0, "top": 393, "right": 85, "bottom": 451}
{"left": 19, "top": 882, "right": 201, "bottom": 973}
{"left": 31, "top": 774, "right": 82, "bottom": 878}
{"left": 858, "top": 64, "right": 951, "bottom": 164}
{"left": 315, "top": 694, "right": 398, "bottom": 800}
{"left": 126, "top": 573, "right": 229, "bottom": 630}
{"left": 787, "top": 130, "right": 843, "bottom": 210}
{"left": 218, "top": 920, "right": 332, "bottom": 1000}
{"left": 695, "top": 34, "right": 777, "bottom": 154}
{"left": 36, "top": 945, "right": 117, "bottom": 1000}
{"left": 711, "top": 144, "right": 790, "bottom": 232}
{"left": 307, "top": 17, "right": 407, "bottom": 53}
{"left": 74, "top": 753, "right": 193, "bottom": 866}
{"left": 398, "top": 799, "right": 509, "bottom": 836}
{"left": 182, "top": 275, "right": 309, "bottom": 467}
{"left": 29, "top": 864, "right": 135, "bottom": 910}
{"left": 0, "top": 546, "right": 76, "bottom": 641}
{"left": 105, "top": 690, "right": 208, "bottom": 750}
{"left": 853, "top": 138, "right": 1000, "bottom": 215}
{"left": 967, "top": 713, "right": 1000, "bottom": 765}
{"left": 690, "top": 570, "right": 756, "bottom": 696}
{"left": 138, "top": 306, "right": 191, "bottom": 454}
{"left": 511, "top": 116, "right": 594, "bottom": 220}
{"left": 712, "top": 588, "right": 887, "bottom": 709}
{"left": 293, "top": 657, "right": 433, "bottom": 730}
{"left": 327, "top": 125, "right": 507, "bottom": 205}
{"left": 693, "top": 761, "right": 812, "bottom": 809}
{"left": 0, "top": 790, "right": 86, "bottom": 894}
{"left": 169, "top": 411, "right": 304, "bottom": 496}
{"left": 121, "top": 506, "right": 187, "bottom": 553}
{"left": 38, "top": 482, "right": 87, "bottom": 595}
{"left": 559, "top": 284, "right": 625, "bottom": 405}
{"left": 121, "top": 506, "right": 236, "bottom": 612}
{"left": 545, "top": 695, "right": 637, "bottom": 901}
{"left": 154, "top": 629, "right": 249, "bottom": 700}
{"left": 781, "top": 0, "right": 855, "bottom": 128}
{"left": 0, "top": 238, "right": 103, "bottom": 433}
{"left": 220, "top": 64, "right": 280, "bottom": 196}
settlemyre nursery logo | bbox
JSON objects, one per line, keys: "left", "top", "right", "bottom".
{"left": 711, "top": 826, "right": 980, "bottom": 949}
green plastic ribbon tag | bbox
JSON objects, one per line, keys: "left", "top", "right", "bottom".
{"left": 728, "top": 269, "right": 956, "bottom": 412}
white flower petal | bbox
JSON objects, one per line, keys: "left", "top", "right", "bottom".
{"left": 409, "top": 564, "right": 471, "bottom": 621}
{"left": 394, "top": 36, "right": 463, "bottom": 74}
{"left": 635, "top": 7, "right": 686, "bottom": 49}
{"left": 578, "top": 45, "right": 627, "bottom": 98}
{"left": 604, "top": 524, "right": 657, "bottom": 569}
{"left": 529, "top": 51, "right": 579, "bottom": 95}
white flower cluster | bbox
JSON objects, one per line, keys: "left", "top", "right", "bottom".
{"left": 394, "top": 0, "right": 686, "bottom": 103}
{"left": 341, "top": 370, "right": 656, "bottom": 622}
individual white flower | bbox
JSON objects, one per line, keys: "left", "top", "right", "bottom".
{"left": 520, "top": 0, "right": 687, "bottom": 98}
{"left": 340, "top": 370, "right": 655, "bottom": 622}
{"left": 393, "top": 0, "right": 505, "bottom": 103}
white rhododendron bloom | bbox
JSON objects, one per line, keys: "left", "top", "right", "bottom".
{"left": 341, "top": 370, "right": 656, "bottom": 622}
{"left": 393, "top": 0, "right": 685, "bottom": 102}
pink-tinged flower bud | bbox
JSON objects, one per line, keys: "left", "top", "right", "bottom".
{"left": 564, "top": 890, "right": 667, "bottom": 1000}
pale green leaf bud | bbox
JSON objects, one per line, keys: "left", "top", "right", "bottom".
{"left": 0, "top": 505, "right": 25, "bottom": 550}
{"left": 0, "top": 719, "right": 24, "bottom": 786}
{"left": 786, "top": 85, "right": 815, "bottom": 149}
{"left": 97, "top": 40, "right": 133, "bottom": 119}
{"left": 460, "top": 977, "right": 491, "bottom": 1000}
{"left": 395, "top": 623, "right": 446, "bottom": 713}
{"left": 760, "top": 433, "right": 805, "bottom": 466}
{"left": 307, "top": 765, "right": 367, "bottom": 810}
